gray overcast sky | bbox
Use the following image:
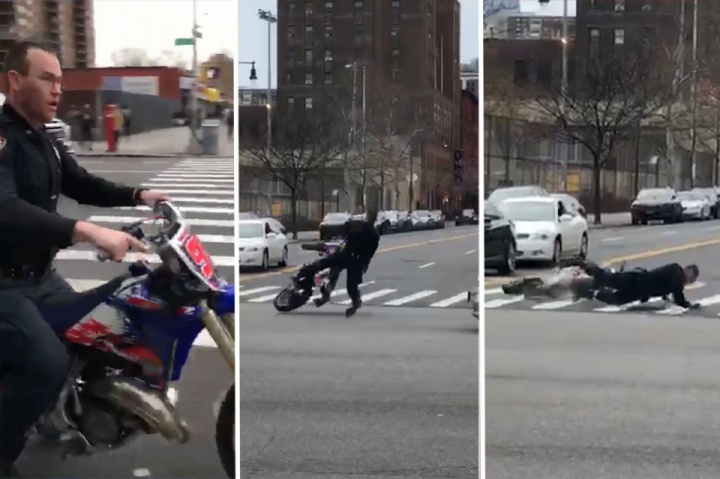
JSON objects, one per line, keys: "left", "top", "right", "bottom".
{"left": 239, "top": 0, "right": 479, "bottom": 89}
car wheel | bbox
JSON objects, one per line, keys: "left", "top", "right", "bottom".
{"left": 579, "top": 233, "right": 589, "bottom": 258}
{"left": 261, "top": 250, "right": 269, "bottom": 270}
{"left": 631, "top": 216, "right": 639, "bottom": 225}
{"left": 278, "top": 246, "right": 288, "bottom": 267}
{"left": 498, "top": 241, "right": 516, "bottom": 275}
{"left": 551, "top": 238, "right": 562, "bottom": 266}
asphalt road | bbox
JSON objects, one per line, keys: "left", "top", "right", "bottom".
{"left": 240, "top": 303, "right": 478, "bottom": 479}
{"left": 239, "top": 225, "right": 480, "bottom": 309}
{"left": 19, "top": 157, "right": 235, "bottom": 477}
{"left": 486, "top": 309, "right": 720, "bottom": 478}
{"left": 485, "top": 217, "right": 720, "bottom": 316}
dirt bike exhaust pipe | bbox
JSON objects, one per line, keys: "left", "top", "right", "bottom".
{"left": 198, "top": 301, "right": 235, "bottom": 371}
{"left": 87, "top": 376, "right": 189, "bottom": 443}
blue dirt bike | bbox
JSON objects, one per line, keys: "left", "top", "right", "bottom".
{"left": 23, "top": 201, "right": 236, "bottom": 477}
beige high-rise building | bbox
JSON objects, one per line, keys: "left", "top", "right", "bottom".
{"left": 0, "top": 0, "right": 95, "bottom": 69}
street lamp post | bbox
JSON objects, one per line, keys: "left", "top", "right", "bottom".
{"left": 344, "top": 62, "right": 367, "bottom": 212}
{"left": 258, "top": 9, "right": 277, "bottom": 216}
{"left": 188, "top": 0, "right": 201, "bottom": 152}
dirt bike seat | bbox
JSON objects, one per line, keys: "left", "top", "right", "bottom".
{"left": 301, "top": 242, "right": 325, "bottom": 251}
{"left": 36, "top": 274, "right": 130, "bottom": 333}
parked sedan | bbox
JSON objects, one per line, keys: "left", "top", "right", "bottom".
{"left": 678, "top": 191, "right": 712, "bottom": 220}
{"left": 484, "top": 202, "right": 516, "bottom": 275}
{"left": 456, "top": 208, "right": 479, "bottom": 225}
{"left": 429, "top": 210, "right": 446, "bottom": 228}
{"left": 691, "top": 187, "right": 720, "bottom": 218}
{"left": 497, "top": 196, "right": 589, "bottom": 265}
{"left": 410, "top": 210, "right": 433, "bottom": 230}
{"left": 630, "top": 188, "right": 683, "bottom": 225}
{"left": 237, "top": 219, "right": 289, "bottom": 270}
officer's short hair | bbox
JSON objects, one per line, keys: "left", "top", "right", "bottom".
{"left": 686, "top": 264, "right": 700, "bottom": 277}
{"left": 3, "top": 38, "right": 54, "bottom": 78}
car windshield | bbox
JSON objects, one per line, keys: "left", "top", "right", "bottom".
{"left": 238, "top": 212, "right": 258, "bottom": 219}
{"left": 463, "top": 209, "right": 475, "bottom": 215}
{"left": 498, "top": 201, "right": 555, "bottom": 222}
{"left": 323, "top": 213, "right": 347, "bottom": 222}
{"left": 679, "top": 192, "right": 701, "bottom": 201}
{"left": 237, "top": 223, "right": 264, "bottom": 238}
{"left": 636, "top": 189, "right": 673, "bottom": 201}
{"left": 414, "top": 211, "right": 430, "bottom": 217}
{"left": 488, "top": 187, "right": 544, "bottom": 203}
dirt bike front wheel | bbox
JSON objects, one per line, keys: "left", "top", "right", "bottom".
{"left": 215, "top": 384, "right": 235, "bottom": 478}
{"left": 273, "top": 286, "right": 310, "bottom": 312}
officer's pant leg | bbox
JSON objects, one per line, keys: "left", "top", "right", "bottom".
{"left": 0, "top": 292, "right": 68, "bottom": 464}
{"left": 346, "top": 263, "right": 363, "bottom": 306}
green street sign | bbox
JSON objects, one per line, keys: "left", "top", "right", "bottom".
{"left": 174, "top": 38, "right": 194, "bottom": 46}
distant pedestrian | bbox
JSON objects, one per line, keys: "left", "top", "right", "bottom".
{"left": 112, "top": 106, "right": 123, "bottom": 148}
{"left": 121, "top": 104, "right": 131, "bottom": 138}
{"left": 226, "top": 107, "right": 233, "bottom": 139}
{"left": 79, "top": 104, "right": 94, "bottom": 151}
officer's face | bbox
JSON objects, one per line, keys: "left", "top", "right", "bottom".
{"left": 11, "top": 48, "right": 62, "bottom": 124}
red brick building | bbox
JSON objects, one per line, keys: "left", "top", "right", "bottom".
{"left": 460, "top": 89, "right": 479, "bottom": 207}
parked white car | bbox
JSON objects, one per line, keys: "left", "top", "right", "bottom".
{"left": 237, "top": 219, "right": 289, "bottom": 270}
{"left": 0, "top": 92, "right": 74, "bottom": 153}
{"left": 678, "top": 191, "right": 711, "bottom": 220}
{"left": 497, "top": 196, "right": 589, "bottom": 265}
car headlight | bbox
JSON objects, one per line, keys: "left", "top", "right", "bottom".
{"left": 531, "top": 231, "right": 552, "bottom": 240}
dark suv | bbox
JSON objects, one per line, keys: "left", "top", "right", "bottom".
{"left": 484, "top": 202, "right": 516, "bottom": 275}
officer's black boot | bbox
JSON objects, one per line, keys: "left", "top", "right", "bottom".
{"left": 345, "top": 299, "right": 362, "bottom": 318}
{"left": 0, "top": 461, "right": 21, "bottom": 478}
{"left": 313, "top": 286, "right": 331, "bottom": 307}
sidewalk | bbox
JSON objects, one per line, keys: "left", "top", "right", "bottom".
{"left": 587, "top": 212, "right": 631, "bottom": 229}
{"left": 75, "top": 126, "right": 234, "bottom": 158}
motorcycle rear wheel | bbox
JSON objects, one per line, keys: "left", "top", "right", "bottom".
{"left": 215, "top": 384, "right": 235, "bottom": 478}
{"left": 273, "top": 286, "right": 309, "bottom": 312}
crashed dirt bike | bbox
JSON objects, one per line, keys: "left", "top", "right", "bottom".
{"left": 273, "top": 240, "right": 344, "bottom": 312}
{"left": 501, "top": 261, "right": 637, "bottom": 300}
{"left": 22, "top": 201, "right": 236, "bottom": 477}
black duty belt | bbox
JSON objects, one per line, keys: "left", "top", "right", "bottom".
{"left": 0, "top": 262, "right": 52, "bottom": 280}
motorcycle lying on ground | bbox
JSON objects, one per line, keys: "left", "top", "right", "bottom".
{"left": 23, "top": 201, "right": 236, "bottom": 477}
{"left": 501, "top": 261, "right": 642, "bottom": 301}
{"left": 273, "top": 240, "right": 344, "bottom": 312}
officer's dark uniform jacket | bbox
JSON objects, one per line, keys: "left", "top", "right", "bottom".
{"left": 0, "top": 103, "right": 140, "bottom": 274}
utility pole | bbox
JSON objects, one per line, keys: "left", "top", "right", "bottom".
{"left": 361, "top": 64, "right": 367, "bottom": 209}
{"left": 188, "top": 0, "right": 201, "bottom": 152}
{"left": 560, "top": 0, "right": 569, "bottom": 190}
{"left": 690, "top": 0, "right": 699, "bottom": 187}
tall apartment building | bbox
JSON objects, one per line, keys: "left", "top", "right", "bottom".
{"left": 0, "top": 0, "right": 95, "bottom": 70}
{"left": 276, "top": 0, "right": 461, "bottom": 148}
{"left": 485, "top": 15, "right": 576, "bottom": 40}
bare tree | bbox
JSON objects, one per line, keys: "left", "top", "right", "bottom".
{"left": 534, "top": 52, "right": 670, "bottom": 224}
{"left": 245, "top": 104, "right": 346, "bottom": 238}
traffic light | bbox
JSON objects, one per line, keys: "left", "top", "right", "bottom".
{"left": 249, "top": 61, "right": 257, "bottom": 80}
{"left": 453, "top": 149, "right": 464, "bottom": 187}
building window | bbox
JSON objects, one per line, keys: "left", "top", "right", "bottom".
{"left": 392, "top": 48, "right": 400, "bottom": 57}
{"left": 391, "top": 25, "right": 400, "bottom": 48}
{"left": 305, "top": 73, "right": 313, "bottom": 85}
{"left": 537, "top": 61, "right": 552, "bottom": 89}
{"left": 354, "top": 11, "right": 363, "bottom": 23}
{"left": 354, "top": 24, "right": 363, "bottom": 47}
{"left": 392, "top": 3, "right": 400, "bottom": 23}
{"left": 288, "top": 97, "right": 295, "bottom": 110}
{"left": 304, "top": 2, "right": 313, "bottom": 16}
{"left": 287, "top": 50, "right": 296, "bottom": 68}
{"left": 392, "top": 57, "right": 400, "bottom": 71}
{"left": 305, "top": 48, "right": 313, "bottom": 63}
{"left": 392, "top": 0, "right": 399, "bottom": 6}
{"left": 305, "top": 98, "right": 313, "bottom": 109}
{"left": 354, "top": 0, "right": 363, "bottom": 7}
{"left": 614, "top": 28, "right": 624, "bottom": 45}
{"left": 513, "top": 60, "right": 528, "bottom": 84}
{"left": 589, "top": 27, "right": 600, "bottom": 56}
{"left": 324, "top": 60, "right": 332, "bottom": 74}
{"left": 324, "top": 73, "right": 332, "bottom": 85}
{"left": 614, "top": 0, "right": 625, "bottom": 11}
{"left": 324, "top": 49, "right": 333, "bottom": 61}
{"left": 288, "top": 1, "right": 296, "bottom": 12}
{"left": 305, "top": 25, "right": 313, "bottom": 36}
{"left": 287, "top": 26, "right": 296, "bottom": 40}
{"left": 324, "top": 24, "right": 333, "bottom": 39}
{"left": 324, "top": 1, "right": 333, "bottom": 10}
{"left": 324, "top": 11, "right": 332, "bottom": 22}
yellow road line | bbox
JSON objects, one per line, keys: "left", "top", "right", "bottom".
{"left": 239, "top": 232, "right": 479, "bottom": 283}
{"left": 602, "top": 237, "right": 720, "bottom": 267}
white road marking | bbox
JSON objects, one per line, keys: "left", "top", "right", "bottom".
{"left": 593, "top": 282, "right": 706, "bottom": 313}
{"left": 429, "top": 293, "right": 469, "bottom": 308}
{"left": 383, "top": 290, "right": 437, "bottom": 306}
{"left": 139, "top": 187, "right": 233, "bottom": 195}
{"left": 465, "top": 249, "right": 477, "bottom": 255}
{"left": 532, "top": 299, "right": 582, "bottom": 310}
{"left": 601, "top": 236, "right": 624, "bottom": 243}
{"left": 237, "top": 286, "right": 280, "bottom": 297}
{"left": 144, "top": 177, "right": 233, "bottom": 183}
{"left": 246, "top": 293, "right": 280, "bottom": 303}
{"left": 657, "top": 294, "right": 720, "bottom": 315}
{"left": 141, "top": 183, "right": 232, "bottom": 188}
{"left": 132, "top": 468, "right": 152, "bottom": 477}
{"left": 485, "top": 296, "right": 525, "bottom": 309}
{"left": 419, "top": 262, "right": 435, "bottom": 269}
{"left": 56, "top": 249, "right": 234, "bottom": 266}
{"left": 661, "top": 230, "right": 677, "bottom": 236}
{"left": 117, "top": 205, "right": 234, "bottom": 214}
{"left": 310, "top": 281, "right": 374, "bottom": 300}
{"left": 338, "top": 289, "right": 396, "bottom": 305}
{"left": 484, "top": 288, "right": 503, "bottom": 295}
{"left": 88, "top": 215, "right": 234, "bottom": 227}
{"left": 153, "top": 196, "right": 234, "bottom": 204}
{"left": 157, "top": 173, "right": 232, "bottom": 179}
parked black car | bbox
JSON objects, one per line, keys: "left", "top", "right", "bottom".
{"left": 691, "top": 187, "right": 720, "bottom": 219}
{"left": 456, "top": 208, "right": 478, "bottom": 225}
{"left": 484, "top": 202, "right": 516, "bottom": 275}
{"left": 319, "top": 212, "right": 352, "bottom": 240}
{"left": 630, "top": 187, "right": 683, "bottom": 225}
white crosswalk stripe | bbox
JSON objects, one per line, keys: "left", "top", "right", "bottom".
{"left": 57, "top": 158, "right": 236, "bottom": 349}
{"left": 238, "top": 282, "right": 472, "bottom": 309}
{"left": 482, "top": 279, "right": 720, "bottom": 316}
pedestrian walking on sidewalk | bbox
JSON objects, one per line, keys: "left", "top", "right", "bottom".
{"left": 79, "top": 104, "right": 94, "bottom": 151}
{"left": 121, "top": 104, "right": 131, "bottom": 138}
